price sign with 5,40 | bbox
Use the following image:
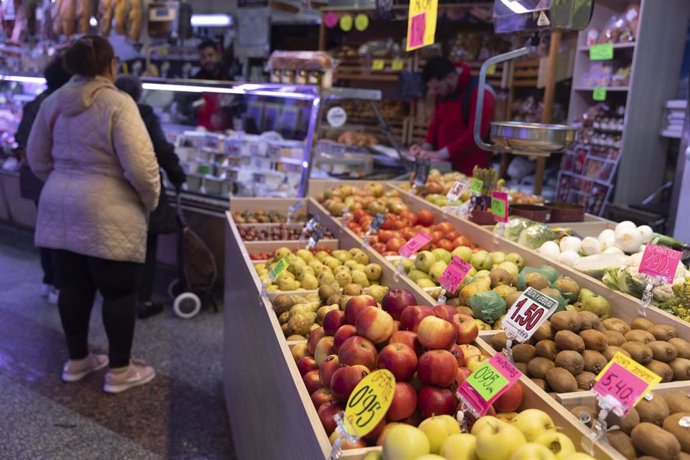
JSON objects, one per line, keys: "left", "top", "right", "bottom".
{"left": 439, "top": 256, "right": 472, "bottom": 294}
{"left": 639, "top": 244, "right": 683, "bottom": 284}
{"left": 399, "top": 231, "right": 432, "bottom": 259}
{"left": 344, "top": 369, "right": 396, "bottom": 437}
{"left": 502, "top": 287, "right": 560, "bottom": 343}
{"left": 592, "top": 351, "right": 661, "bottom": 416}
{"left": 456, "top": 353, "right": 521, "bottom": 417}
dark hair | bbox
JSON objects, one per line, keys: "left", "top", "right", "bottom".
{"left": 63, "top": 35, "right": 115, "bottom": 78}
{"left": 422, "top": 56, "right": 455, "bottom": 83}
{"left": 198, "top": 39, "right": 219, "bottom": 52}
{"left": 115, "top": 75, "right": 142, "bottom": 102}
{"left": 44, "top": 56, "right": 72, "bottom": 91}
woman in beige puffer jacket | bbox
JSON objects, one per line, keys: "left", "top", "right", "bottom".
{"left": 27, "top": 36, "right": 161, "bottom": 394}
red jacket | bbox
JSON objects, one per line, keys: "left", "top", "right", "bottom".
{"left": 425, "top": 62, "right": 495, "bottom": 175}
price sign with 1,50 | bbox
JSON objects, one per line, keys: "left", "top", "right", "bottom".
{"left": 398, "top": 231, "right": 432, "bottom": 259}
{"left": 438, "top": 256, "right": 472, "bottom": 294}
{"left": 447, "top": 179, "right": 469, "bottom": 201}
{"left": 343, "top": 370, "right": 396, "bottom": 437}
{"left": 502, "top": 287, "right": 560, "bottom": 343}
{"left": 638, "top": 244, "right": 683, "bottom": 284}
{"left": 456, "top": 353, "right": 521, "bottom": 417}
{"left": 592, "top": 351, "right": 661, "bottom": 416}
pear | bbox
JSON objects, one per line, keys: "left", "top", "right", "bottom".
{"left": 324, "top": 257, "right": 341, "bottom": 271}
{"left": 333, "top": 265, "right": 350, "bottom": 276}
{"left": 351, "top": 270, "right": 370, "bottom": 287}
{"left": 525, "top": 272, "right": 550, "bottom": 290}
{"left": 553, "top": 277, "right": 581, "bottom": 302}
{"left": 402, "top": 258, "right": 414, "bottom": 273}
{"left": 352, "top": 251, "right": 369, "bottom": 265}
{"left": 308, "top": 260, "right": 324, "bottom": 271}
{"left": 342, "top": 283, "right": 362, "bottom": 296}
{"left": 452, "top": 246, "right": 473, "bottom": 263}
{"left": 489, "top": 268, "right": 513, "bottom": 288}
{"left": 409, "top": 269, "right": 432, "bottom": 282}
{"left": 498, "top": 261, "right": 519, "bottom": 278}
{"left": 318, "top": 285, "right": 338, "bottom": 302}
{"left": 301, "top": 274, "right": 318, "bottom": 290}
{"left": 417, "top": 278, "right": 436, "bottom": 288}
{"left": 505, "top": 252, "right": 525, "bottom": 270}
{"left": 579, "top": 289, "right": 611, "bottom": 318}
{"left": 295, "top": 266, "right": 315, "bottom": 279}
{"left": 274, "top": 247, "right": 292, "bottom": 260}
{"left": 490, "top": 251, "right": 506, "bottom": 265}
{"left": 279, "top": 277, "right": 299, "bottom": 291}
{"left": 295, "top": 249, "right": 314, "bottom": 262}
{"left": 364, "top": 264, "right": 382, "bottom": 281}
{"left": 493, "top": 285, "right": 517, "bottom": 301}
{"left": 317, "top": 272, "right": 335, "bottom": 286}
{"left": 332, "top": 250, "right": 351, "bottom": 263}
{"left": 366, "top": 285, "right": 389, "bottom": 303}
{"left": 470, "top": 250, "right": 493, "bottom": 271}
{"left": 315, "top": 251, "right": 329, "bottom": 262}
{"left": 431, "top": 248, "right": 452, "bottom": 265}
{"left": 335, "top": 270, "right": 353, "bottom": 287}
{"left": 429, "top": 261, "right": 449, "bottom": 283}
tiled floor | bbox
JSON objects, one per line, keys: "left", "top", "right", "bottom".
{"left": 0, "top": 224, "right": 236, "bottom": 459}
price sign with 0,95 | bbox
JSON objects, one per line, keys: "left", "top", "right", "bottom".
{"left": 456, "top": 353, "right": 521, "bottom": 417}
{"left": 502, "top": 287, "right": 560, "bottom": 343}
{"left": 344, "top": 370, "right": 396, "bottom": 437}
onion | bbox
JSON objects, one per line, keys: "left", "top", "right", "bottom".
{"left": 581, "top": 237, "right": 602, "bottom": 256}
{"left": 598, "top": 229, "right": 616, "bottom": 249}
{"left": 559, "top": 236, "right": 582, "bottom": 254}
{"left": 604, "top": 246, "right": 625, "bottom": 255}
{"left": 614, "top": 228, "right": 643, "bottom": 253}
{"left": 637, "top": 225, "right": 654, "bottom": 243}
{"left": 558, "top": 250, "right": 581, "bottom": 267}
{"left": 615, "top": 220, "right": 637, "bottom": 234}
{"left": 537, "top": 241, "right": 561, "bottom": 260}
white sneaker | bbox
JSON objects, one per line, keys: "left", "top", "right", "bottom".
{"left": 48, "top": 289, "right": 59, "bottom": 305}
{"left": 40, "top": 283, "right": 51, "bottom": 298}
{"left": 103, "top": 359, "right": 156, "bottom": 394}
{"left": 62, "top": 354, "right": 109, "bottom": 382}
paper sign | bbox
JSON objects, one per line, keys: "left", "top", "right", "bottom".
{"left": 590, "top": 43, "right": 614, "bottom": 61}
{"left": 470, "top": 178, "right": 483, "bottom": 195}
{"left": 399, "top": 232, "right": 432, "bottom": 258}
{"left": 502, "top": 287, "right": 560, "bottom": 343}
{"left": 372, "top": 59, "right": 385, "bottom": 71}
{"left": 406, "top": 0, "right": 438, "bottom": 51}
{"left": 593, "top": 87, "right": 607, "bottom": 101}
{"left": 339, "top": 14, "right": 353, "bottom": 32}
{"left": 593, "top": 352, "right": 661, "bottom": 416}
{"left": 439, "top": 256, "right": 472, "bottom": 294}
{"left": 355, "top": 14, "right": 369, "bottom": 31}
{"left": 447, "top": 179, "right": 469, "bottom": 201}
{"left": 344, "top": 370, "right": 396, "bottom": 437}
{"left": 639, "top": 244, "right": 683, "bottom": 284}
{"left": 392, "top": 59, "right": 405, "bottom": 71}
{"left": 456, "top": 353, "right": 521, "bottom": 417}
{"left": 268, "top": 257, "right": 289, "bottom": 282}
{"left": 487, "top": 64, "right": 496, "bottom": 75}
{"left": 491, "top": 191, "right": 509, "bottom": 223}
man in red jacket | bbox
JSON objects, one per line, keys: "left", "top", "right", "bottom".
{"left": 410, "top": 57, "right": 495, "bottom": 175}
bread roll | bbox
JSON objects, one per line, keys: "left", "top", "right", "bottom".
{"left": 127, "top": 0, "right": 141, "bottom": 40}
{"left": 99, "top": 0, "right": 113, "bottom": 35}
{"left": 113, "top": 0, "right": 126, "bottom": 35}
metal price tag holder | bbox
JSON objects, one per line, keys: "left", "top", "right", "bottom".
{"left": 300, "top": 216, "right": 321, "bottom": 242}
{"left": 364, "top": 213, "right": 385, "bottom": 247}
{"left": 582, "top": 394, "right": 623, "bottom": 455}
{"left": 638, "top": 274, "right": 663, "bottom": 317}
{"left": 328, "top": 413, "right": 360, "bottom": 460}
{"left": 287, "top": 199, "right": 304, "bottom": 224}
{"left": 411, "top": 158, "right": 431, "bottom": 196}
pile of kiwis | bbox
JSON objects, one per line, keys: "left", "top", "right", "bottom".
{"left": 490, "top": 311, "right": 690, "bottom": 393}
{"left": 571, "top": 390, "right": 690, "bottom": 460}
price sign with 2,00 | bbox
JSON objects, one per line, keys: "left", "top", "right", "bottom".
{"left": 502, "top": 287, "right": 560, "bottom": 343}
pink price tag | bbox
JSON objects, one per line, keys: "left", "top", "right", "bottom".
{"left": 324, "top": 12, "right": 339, "bottom": 28}
{"left": 398, "top": 232, "right": 432, "bottom": 259}
{"left": 439, "top": 256, "right": 472, "bottom": 294}
{"left": 408, "top": 12, "right": 426, "bottom": 48}
{"left": 639, "top": 244, "right": 683, "bottom": 284}
{"left": 592, "top": 363, "right": 650, "bottom": 415}
{"left": 456, "top": 353, "right": 521, "bottom": 417}
{"left": 491, "top": 191, "right": 509, "bottom": 223}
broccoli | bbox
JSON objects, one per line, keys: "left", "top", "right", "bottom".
{"left": 661, "top": 283, "right": 690, "bottom": 321}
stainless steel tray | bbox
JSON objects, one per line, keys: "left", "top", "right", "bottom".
{"left": 490, "top": 121, "right": 577, "bottom": 156}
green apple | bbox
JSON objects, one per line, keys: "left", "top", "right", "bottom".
{"left": 470, "top": 250, "right": 493, "bottom": 271}
{"left": 324, "top": 257, "right": 341, "bottom": 271}
{"left": 470, "top": 416, "right": 505, "bottom": 436}
{"left": 419, "top": 415, "right": 461, "bottom": 454}
{"left": 274, "top": 247, "right": 292, "bottom": 260}
{"left": 362, "top": 451, "right": 383, "bottom": 460}
{"left": 511, "top": 409, "right": 557, "bottom": 442}
{"left": 508, "top": 443, "right": 556, "bottom": 460}
{"left": 429, "top": 261, "right": 449, "bottom": 284}
{"left": 315, "top": 250, "right": 329, "bottom": 262}
{"left": 408, "top": 269, "right": 432, "bottom": 282}
{"left": 344, "top": 259, "right": 359, "bottom": 269}
{"left": 440, "top": 433, "right": 478, "bottom": 460}
{"left": 452, "top": 246, "right": 474, "bottom": 263}
{"left": 432, "top": 248, "right": 452, "bottom": 265}
{"left": 475, "top": 270, "right": 490, "bottom": 278}
{"left": 382, "top": 424, "right": 431, "bottom": 460}
{"left": 416, "top": 278, "right": 437, "bottom": 288}
{"left": 335, "top": 270, "right": 352, "bottom": 287}
{"left": 505, "top": 252, "right": 525, "bottom": 270}
{"left": 415, "top": 251, "right": 437, "bottom": 273}
{"left": 490, "top": 251, "right": 506, "bottom": 265}
{"left": 475, "top": 417, "right": 526, "bottom": 460}
{"left": 534, "top": 432, "right": 576, "bottom": 460}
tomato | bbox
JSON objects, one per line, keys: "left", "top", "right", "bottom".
{"left": 416, "top": 210, "right": 434, "bottom": 227}
{"left": 400, "top": 210, "right": 418, "bottom": 226}
{"left": 378, "top": 230, "right": 393, "bottom": 244}
{"left": 401, "top": 228, "right": 417, "bottom": 240}
{"left": 453, "top": 236, "right": 473, "bottom": 248}
{"left": 352, "top": 209, "right": 367, "bottom": 223}
{"left": 386, "top": 237, "right": 405, "bottom": 252}
{"left": 435, "top": 222, "right": 455, "bottom": 235}
{"left": 437, "top": 239, "right": 454, "bottom": 251}
{"left": 431, "top": 230, "right": 444, "bottom": 244}
{"left": 445, "top": 230, "right": 459, "bottom": 242}
{"left": 372, "top": 243, "right": 387, "bottom": 254}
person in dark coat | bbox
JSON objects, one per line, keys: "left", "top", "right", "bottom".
{"left": 16, "top": 57, "right": 72, "bottom": 303}
{"left": 115, "top": 75, "right": 187, "bottom": 319}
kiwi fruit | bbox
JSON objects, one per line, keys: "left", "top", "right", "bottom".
{"left": 512, "top": 344, "right": 536, "bottom": 363}
{"left": 580, "top": 329, "right": 608, "bottom": 351}
{"left": 607, "top": 407, "right": 640, "bottom": 435}
{"left": 532, "top": 378, "right": 549, "bottom": 391}
{"left": 604, "top": 346, "right": 630, "bottom": 361}
{"left": 622, "top": 341, "right": 653, "bottom": 364}
{"left": 554, "top": 330, "right": 585, "bottom": 353}
{"left": 606, "top": 331, "right": 627, "bottom": 347}
{"left": 272, "top": 294, "right": 295, "bottom": 314}
{"left": 602, "top": 318, "right": 631, "bottom": 335}
{"left": 491, "top": 331, "right": 508, "bottom": 351}
{"left": 550, "top": 311, "right": 581, "bottom": 332}
{"left": 554, "top": 350, "right": 585, "bottom": 375}
{"left": 576, "top": 371, "right": 596, "bottom": 390}
{"left": 576, "top": 310, "right": 601, "bottom": 330}
{"left": 663, "top": 412, "right": 690, "bottom": 454}
{"left": 649, "top": 341, "right": 679, "bottom": 363}
{"left": 636, "top": 393, "right": 670, "bottom": 425}
{"left": 670, "top": 358, "right": 690, "bottom": 381}
{"left": 662, "top": 391, "right": 690, "bottom": 414}
{"left": 647, "top": 360, "right": 674, "bottom": 383}
{"left": 625, "top": 329, "right": 656, "bottom": 344}
{"left": 631, "top": 317, "right": 655, "bottom": 331}
{"left": 527, "top": 357, "right": 555, "bottom": 379}
{"left": 536, "top": 340, "right": 559, "bottom": 361}
{"left": 571, "top": 405, "right": 597, "bottom": 427}
{"left": 670, "top": 338, "right": 690, "bottom": 359}
{"left": 631, "top": 422, "right": 682, "bottom": 460}
{"left": 637, "top": 457, "right": 662, "bottom": 460}
{"left": 545, "top": 367, "right": 578, "bottom": 393}
{"left": 582, "top": 350, "right": 608, "bottom": 374}
{"left": 606, "top": 430, "right": 636, "bottom": 460}
{"left": 514, "top": 361, "right": 527, "bottom": 374}
{"left": 532, "top": 320, "right": 553, "bottom": 342}
{"left": 649, "top": 324, "right": 678, "bottom": 341}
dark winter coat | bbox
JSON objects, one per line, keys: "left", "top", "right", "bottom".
{"left": 17, "top": 91, "right": 51, "bottom": 202}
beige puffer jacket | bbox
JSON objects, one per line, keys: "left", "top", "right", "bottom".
{"left": 27, "top": 75, "right": 160, "bottom": 263}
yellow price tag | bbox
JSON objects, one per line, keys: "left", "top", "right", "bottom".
{"left": 392, "top": 59, "right": 405, "bottom": 71}
{"left": 355, "top": 14, "right": 369, "bottom": 31}
{"left": 406, "top": 0, "right": 439, "bottom": 51}
{"left": 340, "top": 14, "right": 353, "bottom": 32}
{"left": 487, "top": 64, "right": 496, "bottom": 75}
{"left": 372, "top": 59, "right": 385, "bottom": 71}
{"left": 344, "top": 370, "right": 396, "bottom": 437}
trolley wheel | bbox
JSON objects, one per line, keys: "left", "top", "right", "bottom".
{"left": 173, "top": 292, "right": 202, "bottom": 319}
{"left": 168, "top": 278, "right": 182, "bottom": 299}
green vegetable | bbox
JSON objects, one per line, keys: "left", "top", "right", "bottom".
{"left": 517, "top": 224, "right": 557, "bottom": 250}
{"left": 501, "top": 217, "right": 535, "bottom": 242}
{"left": 468, "top": 291, "right": 507, "bottom": 324}
{"left": 660, "top": 283, "right": 690, "bottom": 321}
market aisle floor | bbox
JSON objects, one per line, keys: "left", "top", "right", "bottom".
{"left": 0, "top": 224, "right": 236, "bottom": 460}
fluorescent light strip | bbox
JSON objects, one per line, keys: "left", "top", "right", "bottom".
{"left": 500, "top": 0, "right": 529, "bottom": 14}
{"left": 190, "top": 14, "right": 232, "bottom": 27}
{"left": 0, "top": 75, "right": 47, "bottom": 84}
{"left": 141, "top": 82, "right": 316, "bottom": 101}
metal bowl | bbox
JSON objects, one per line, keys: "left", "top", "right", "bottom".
{"left": 490, "top": 121, "right": 577, "bottom": 156}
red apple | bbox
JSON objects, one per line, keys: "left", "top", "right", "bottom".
{"left": 303, "top": 369, "right": 322, "bottom": 394}
{"left": 356, "top": 306, "right": 395, "bottom": 344}
{"left": 330, "top": 365, "right": 370, "bottom": 401}
{"left": 333, "top": 325, "right": 357, "bottom": 351}
{"left": 318, "top": 401, "right": 344, "bottom": 434}
{"left": 338, "top": 336, "right": 378, "bottom": 369}
{"left": 451, "top": 313, "right": 479, "bottom": 345}
{"left": 323, "top": 310, "right": 345, "bottom": 336}
{"left": 344, "top": 295, "right": 378, "bottom": 325}
{"left": 314, "top": 336, "right": 335, "bottom": 366}
{"left": 450, "top": 367, "right": 472, "bottom": 392}
{"left": 448, "top": 344, "right": 466, "bottom": 367}
{"left": 458, "top": 344, "right": 482, "bottom": 360}
{"left": 417, "top": 350, "right": 459, "bottom": 387}
{"left": 417, "top": 386, "right": 457, "bottom": 419}
{"left": 416, "top": 210, "right": 434, "bottom": 227}
{"left": 466, "top": 354, "right": 489, "bottom": 372}
{"left": 377, "top": 343, "right": 418, "bottom": 382}
{"left": 296, "top": 356, "right": 318, "bottom": 376}
{"left": 311, "top": 387, "right": 336, "bottom": 409}
{"left": 493, "top": 381, "right": 524, "bottom": 412}
{"left": 433, "top": 304, "right": 457, "bottom": 322}
{"left": 399, "top": 305, "right": 434, "bottom": 332}
{"left": 387, "top": 382, "right": 417, "bottom": 421}
{"left": 381, "top": 288, "right": 418, "bottom": 321}
{"left": 307, "top": 327, "right": 326, "bottom": 355}
{"left": 389, "top": 331, "right": 423, "bottom": 356}
{"left": 319, "top": 354, "right": 341, "bottom": 387}
{"left": 417, "top": 316, "right": 457, "bottom": 350}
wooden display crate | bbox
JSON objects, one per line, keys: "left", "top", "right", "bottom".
{"left": 557, "top": 381, "right": 690, "bottom": 408}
